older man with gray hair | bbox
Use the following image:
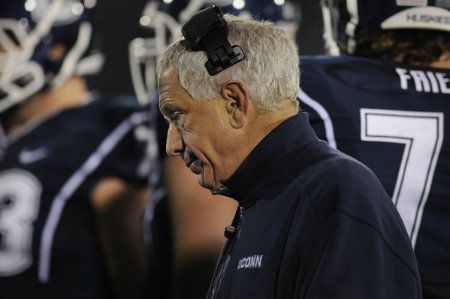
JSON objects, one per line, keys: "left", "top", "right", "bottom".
{"left": 157, "top": 7, "right": 421, "bottom": 299}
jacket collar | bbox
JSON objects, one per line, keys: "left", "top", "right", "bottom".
{"left": 219, "top": 112, "right": 320, "bottom": 207}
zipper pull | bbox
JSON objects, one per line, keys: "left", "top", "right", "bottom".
{"left": 224, "top": 225, "right": 237, "bottom": 240}
{"left": 224, "top": 205, "right": 244, "bottom": 240}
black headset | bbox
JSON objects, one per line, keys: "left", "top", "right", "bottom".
{"left": 181, "top": 6, "right": 245, "bottom": 76}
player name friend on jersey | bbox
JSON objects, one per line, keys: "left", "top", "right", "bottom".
{"left": 396, "top": 67, "right": 450, "bottom": 93}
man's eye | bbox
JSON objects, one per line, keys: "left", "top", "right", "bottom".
{"left": 172, "top": 112, "right": 181, "bottom": 121}
{"left": 168, "top": 112, "right": 182, "bottom": 125}
{"left": 162, "top": 109, "right": 181, "bottom": 123}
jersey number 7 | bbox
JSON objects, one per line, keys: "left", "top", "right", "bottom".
{"left": 360, "top": 108, "right": 444, "bottom": 246}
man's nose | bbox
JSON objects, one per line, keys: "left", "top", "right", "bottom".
{"left": 166, "top": 123, "right": 183, "bottom": 156}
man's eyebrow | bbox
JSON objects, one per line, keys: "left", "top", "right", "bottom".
{"left": 159, "top": 102, "right": 180, "bottom": 119}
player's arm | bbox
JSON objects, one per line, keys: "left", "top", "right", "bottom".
{"left": 91, "top": 177, "right": 150, "bottom": 299}
{"left": 164, "top": 156, "right": 237, "bottom": 298}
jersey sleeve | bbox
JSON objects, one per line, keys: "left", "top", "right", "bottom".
{"left": 79, "top": 96, "right": 157, "bottom": 198}
{"left": 103, "top": 114, "right": 151, "bottom": 186}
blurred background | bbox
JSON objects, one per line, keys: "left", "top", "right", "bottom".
{"left": 89, "top": 0, "right": 325, "bottom": 96}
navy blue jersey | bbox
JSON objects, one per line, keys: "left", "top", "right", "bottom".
{"left": 0, "top": 96, "right": 151, "bottom": 299}
{"left": 299, "top": 55, "right": 450, "bottom": 298}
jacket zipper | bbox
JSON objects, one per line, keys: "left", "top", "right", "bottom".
{"left": 207, "top": 206, "right": 244, "bottom": 299}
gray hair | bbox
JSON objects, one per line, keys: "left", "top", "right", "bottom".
{"left": 157, "top": 14, "right": 300, "bottom": 112}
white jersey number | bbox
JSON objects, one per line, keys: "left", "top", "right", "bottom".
{"left": 360, "top": 109, "right": 444, "bottom": 246}
{"left": 0, "top": 169, "right": 42, "bottom": 276}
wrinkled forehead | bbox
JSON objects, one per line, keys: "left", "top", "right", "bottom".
{"left": 158, "top": 67, "right": 182, "bottom": 103}
{"left": 158, "top": 65, "right": 180, "bottom": 92}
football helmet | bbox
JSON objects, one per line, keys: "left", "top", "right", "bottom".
{"left": 129, "top": 0, "right": 294, "bottom": 104}
{"left": 322, "top": 0, "right": 450, "bottom": 55}
{"left": 0, "top": 0, "right": 103, "bottom": 115}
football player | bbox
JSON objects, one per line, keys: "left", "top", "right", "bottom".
{"left": 0, "top": 0, "right": 154, "bottom": 298}
{"left": 298, "top": 1, "right": 450, "bottom": 298}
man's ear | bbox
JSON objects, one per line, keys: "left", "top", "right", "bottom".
{"left": 220, "top": 81, "right": 250, "bottom": 129}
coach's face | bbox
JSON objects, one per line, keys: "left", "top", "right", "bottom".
{"left": 159, "top": 67, "right": 247, "bottom": 192}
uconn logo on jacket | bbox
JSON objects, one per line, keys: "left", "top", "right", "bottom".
{"left": 237, "top": 255, "right": 263, "bottom": 270}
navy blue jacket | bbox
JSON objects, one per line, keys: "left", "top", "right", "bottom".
{"left": 207, "top": 112, "right": 422, "bottom": 299}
